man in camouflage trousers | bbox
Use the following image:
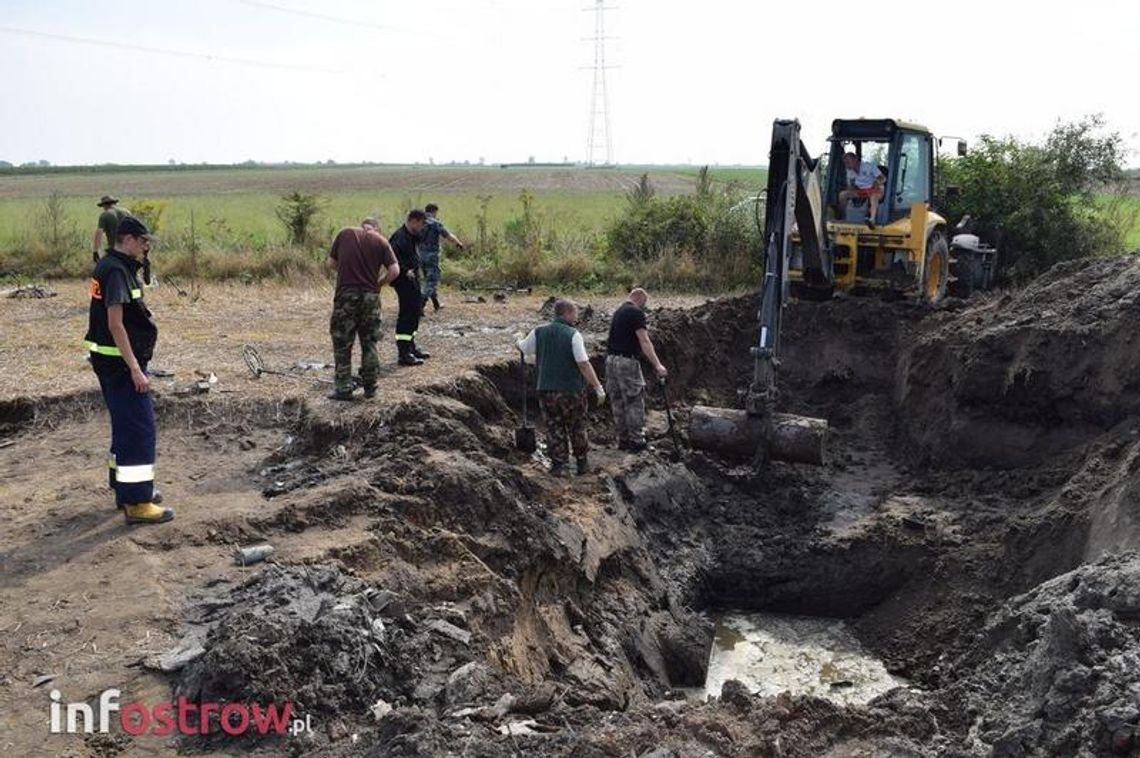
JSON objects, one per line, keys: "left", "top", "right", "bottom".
{"left": 326, "top": 218, "right": 400, "bottom": 400}
{"left": 517, "top": 299, "right": 606, "bottom": 477}
{"left": 604, "top": 287, "right": 667, "bottom": 452}
{"left": 542, "top": 392, "right": 590, "bottom": 471}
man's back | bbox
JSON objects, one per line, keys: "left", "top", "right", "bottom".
{"left": 418, "top": 218, "right": 449, "bottom": 252}
{"left": 535, "top": 320, "right": 586, "bottom": 393}
{"left": 606, "top": 301, "right": 647, "bottom": 357}
{"left": 98, "top": 207, "right": 129, "bottom": 247}
{"left": 330, "top": 227, "right": 393, "bottom": 291}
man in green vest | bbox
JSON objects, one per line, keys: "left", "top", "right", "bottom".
{"left": 516, "top": 299, "right": 606, "bottom": 477}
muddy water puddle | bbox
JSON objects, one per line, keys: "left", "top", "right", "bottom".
{"left": 693, "top": 612, "right": 909, "bottom": 705}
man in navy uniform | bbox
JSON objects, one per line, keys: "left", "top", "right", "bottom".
{"left": 418, "top": 203, "right": 464, "bottom": 313}
{"left": 85, "top": 216, "right": 173, "bottom": 524}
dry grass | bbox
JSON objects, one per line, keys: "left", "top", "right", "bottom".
{"left": 0, "top": 281, "right": 709, "bottom": 403}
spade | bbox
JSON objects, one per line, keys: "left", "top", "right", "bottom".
{"left": 515, "top": 349, "right": 537, "bottom": 453}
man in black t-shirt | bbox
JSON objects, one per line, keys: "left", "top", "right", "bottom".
{"left": 604, "top": 288, "right": 667, "bottom": 452}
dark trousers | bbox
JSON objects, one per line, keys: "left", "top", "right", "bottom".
{"left": 391, "top": 274, "right": 421, "bottom": 344}
{"left": 96, "top": 366, "right": 156, "bottom": 505}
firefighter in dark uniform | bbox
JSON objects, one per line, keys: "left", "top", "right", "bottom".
{"left": 388, "top": 209, "right": 429, "bottom": 366}
{"left": 86, "top": 216, "right": 173, "bottom": 525}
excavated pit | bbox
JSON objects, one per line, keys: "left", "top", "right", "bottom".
{"left": 135, "top": 256, "right": 1140, "bottom": 756}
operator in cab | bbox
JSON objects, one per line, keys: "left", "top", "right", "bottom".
{"left": 838, "top": 152, "right": 885, "bottom": 228}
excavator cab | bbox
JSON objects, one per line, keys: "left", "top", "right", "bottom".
{"left": 790, "top": 118, "right": 950, "bottom": 303}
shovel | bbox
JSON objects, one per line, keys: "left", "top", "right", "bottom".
{"left": 515, "top": 349, "right": 537, "bottom": 453}
{"left": 658, "top": 377, "right": 682, "bottom": 462}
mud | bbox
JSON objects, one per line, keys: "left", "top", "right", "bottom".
{"left": 12, "top": 255, "right": 1140, "bottom": 756}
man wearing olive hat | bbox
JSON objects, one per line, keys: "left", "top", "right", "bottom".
{"left": 92, "top": 195, "right": 130, "bottom": 263}
{"left": 86, "top": 215, "right": 173, "bottom": 524}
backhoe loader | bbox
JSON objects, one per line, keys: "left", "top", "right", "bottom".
{"left": 688, "top": 118, "right": 996, "bottom": 464}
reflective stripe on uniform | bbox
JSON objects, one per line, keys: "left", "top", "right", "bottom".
{"left": 115, "top": 464, "right": 155, "bottom": 483}
{"left": 395, "top": 334, "right": 413, "bottom": 341}
{"left": 130, "top": 289, "right": 142, "bottom": 299}
{"left": 87, "top": 341, "right": 123, "bottom": 357}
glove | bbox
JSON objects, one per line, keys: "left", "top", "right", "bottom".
{"left": 595, "top": 387, "right": 606, "bottom": 404}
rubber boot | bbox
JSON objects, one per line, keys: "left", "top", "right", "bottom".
{"left": 362, "top": 386, "right": 376, "bottom": 399}
{"left": 398, "top": 342, "right": 423, "bottom": 366}
{"left": 576, "top": 456, "right": 590, "bottom": 475}
{"left": 431, "top": 295, "right": 442, "bottom": 312}
{"left": 124, "top": 502, "right": 175, "bottom": 525}
{"left": 410, "top": 340, "right": 431, "bottom": 360}
{"left": 327, "top": 390, "right": 355, "bottom": 401}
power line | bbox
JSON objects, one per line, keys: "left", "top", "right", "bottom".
{"left": 233, "top": 0, "right": 391, "bottom": 31}
{"left": 0, "top": 24, "right": 344, "bottom": 74}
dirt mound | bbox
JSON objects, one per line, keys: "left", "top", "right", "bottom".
{"left": 899, "top": 255, "right": 1140, "bottom": 469}
{"left": 536, "top": 296, "right": 614, "bottom": 334}
{"left": 935, "top": 552, "right": 1140, "bottom": 755}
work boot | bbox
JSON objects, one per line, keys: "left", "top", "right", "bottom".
{"left": 362, "top": 385, "right": 376, "bottom": 399}
{"left": 397, "top": 342, "right": 423, "bottom": 366}
{"left": 431, "top": 295, "right": 442, "bottom": 312}
{"left": 550, "top": 462, "right": 568, "bottom": 478}
{"left": 116, "top": 488, "right": 162, "bottom": 510}
{"left": 410, "top": 341, "right": 431, "bottom": 360}
{"left": 575, "top": 456, "right": 590, "bottom": 475}
{"left": 124, "top": 502, "right": 175, "bottom": 525}
{"left": 327, "top": 390, "right": 355, "bottom": 401}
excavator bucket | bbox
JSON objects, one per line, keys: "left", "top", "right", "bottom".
{"left": 689, "top": 119, "right": 829, "bottom": 466}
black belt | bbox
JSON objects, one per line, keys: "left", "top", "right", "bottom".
{"left": 607, "top": 352, "right": 638, "bottom": 359}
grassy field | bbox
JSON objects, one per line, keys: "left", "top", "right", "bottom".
{"left": 1118, "top": 196, "right": 1140, "bottom": 249}
{"left": 0, "top": 164, "right": 769, "bottom": 251}
{"left": 3, "top": 162, "right": 1133, "bottom": 288}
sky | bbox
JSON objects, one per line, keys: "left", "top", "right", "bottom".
{"left": 1, "top": 0, "right": 1137, "bottom": 166}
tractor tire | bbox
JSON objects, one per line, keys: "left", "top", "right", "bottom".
{"left": 923, "top": 231, "right": 949, "bottom": 304}
{"left": 949, "top": 250, "right": 980, "bottom": 299}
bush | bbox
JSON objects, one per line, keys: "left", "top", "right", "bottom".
{"left": 939, "top": 114, "right": 1131, "bottom": 280}
{"left": 275, "top": 191, "right": 326, "bottom": 247}
{"left": 605, "top": 170, "right": 761, "bottom": 290}
{"left": 127, "top": 198, "right": 168, "bottom": 234}
{"left": 27, "top": 191, "right": 86, "bottom": 276}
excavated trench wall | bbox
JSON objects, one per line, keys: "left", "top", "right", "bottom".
{"left": 72, "top": 263, "right": 1140, "bottom": 755}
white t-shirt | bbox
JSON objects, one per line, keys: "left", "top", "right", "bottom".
{"left": 848, "top": 161, "right": 883, "bottom": 190}
{"left": 517, "top": 328, "right": 587, "bottom": 363}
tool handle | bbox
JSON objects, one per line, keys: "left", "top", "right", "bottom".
{"left": 518, "top": 348, "right": 528, "bottom": 425}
